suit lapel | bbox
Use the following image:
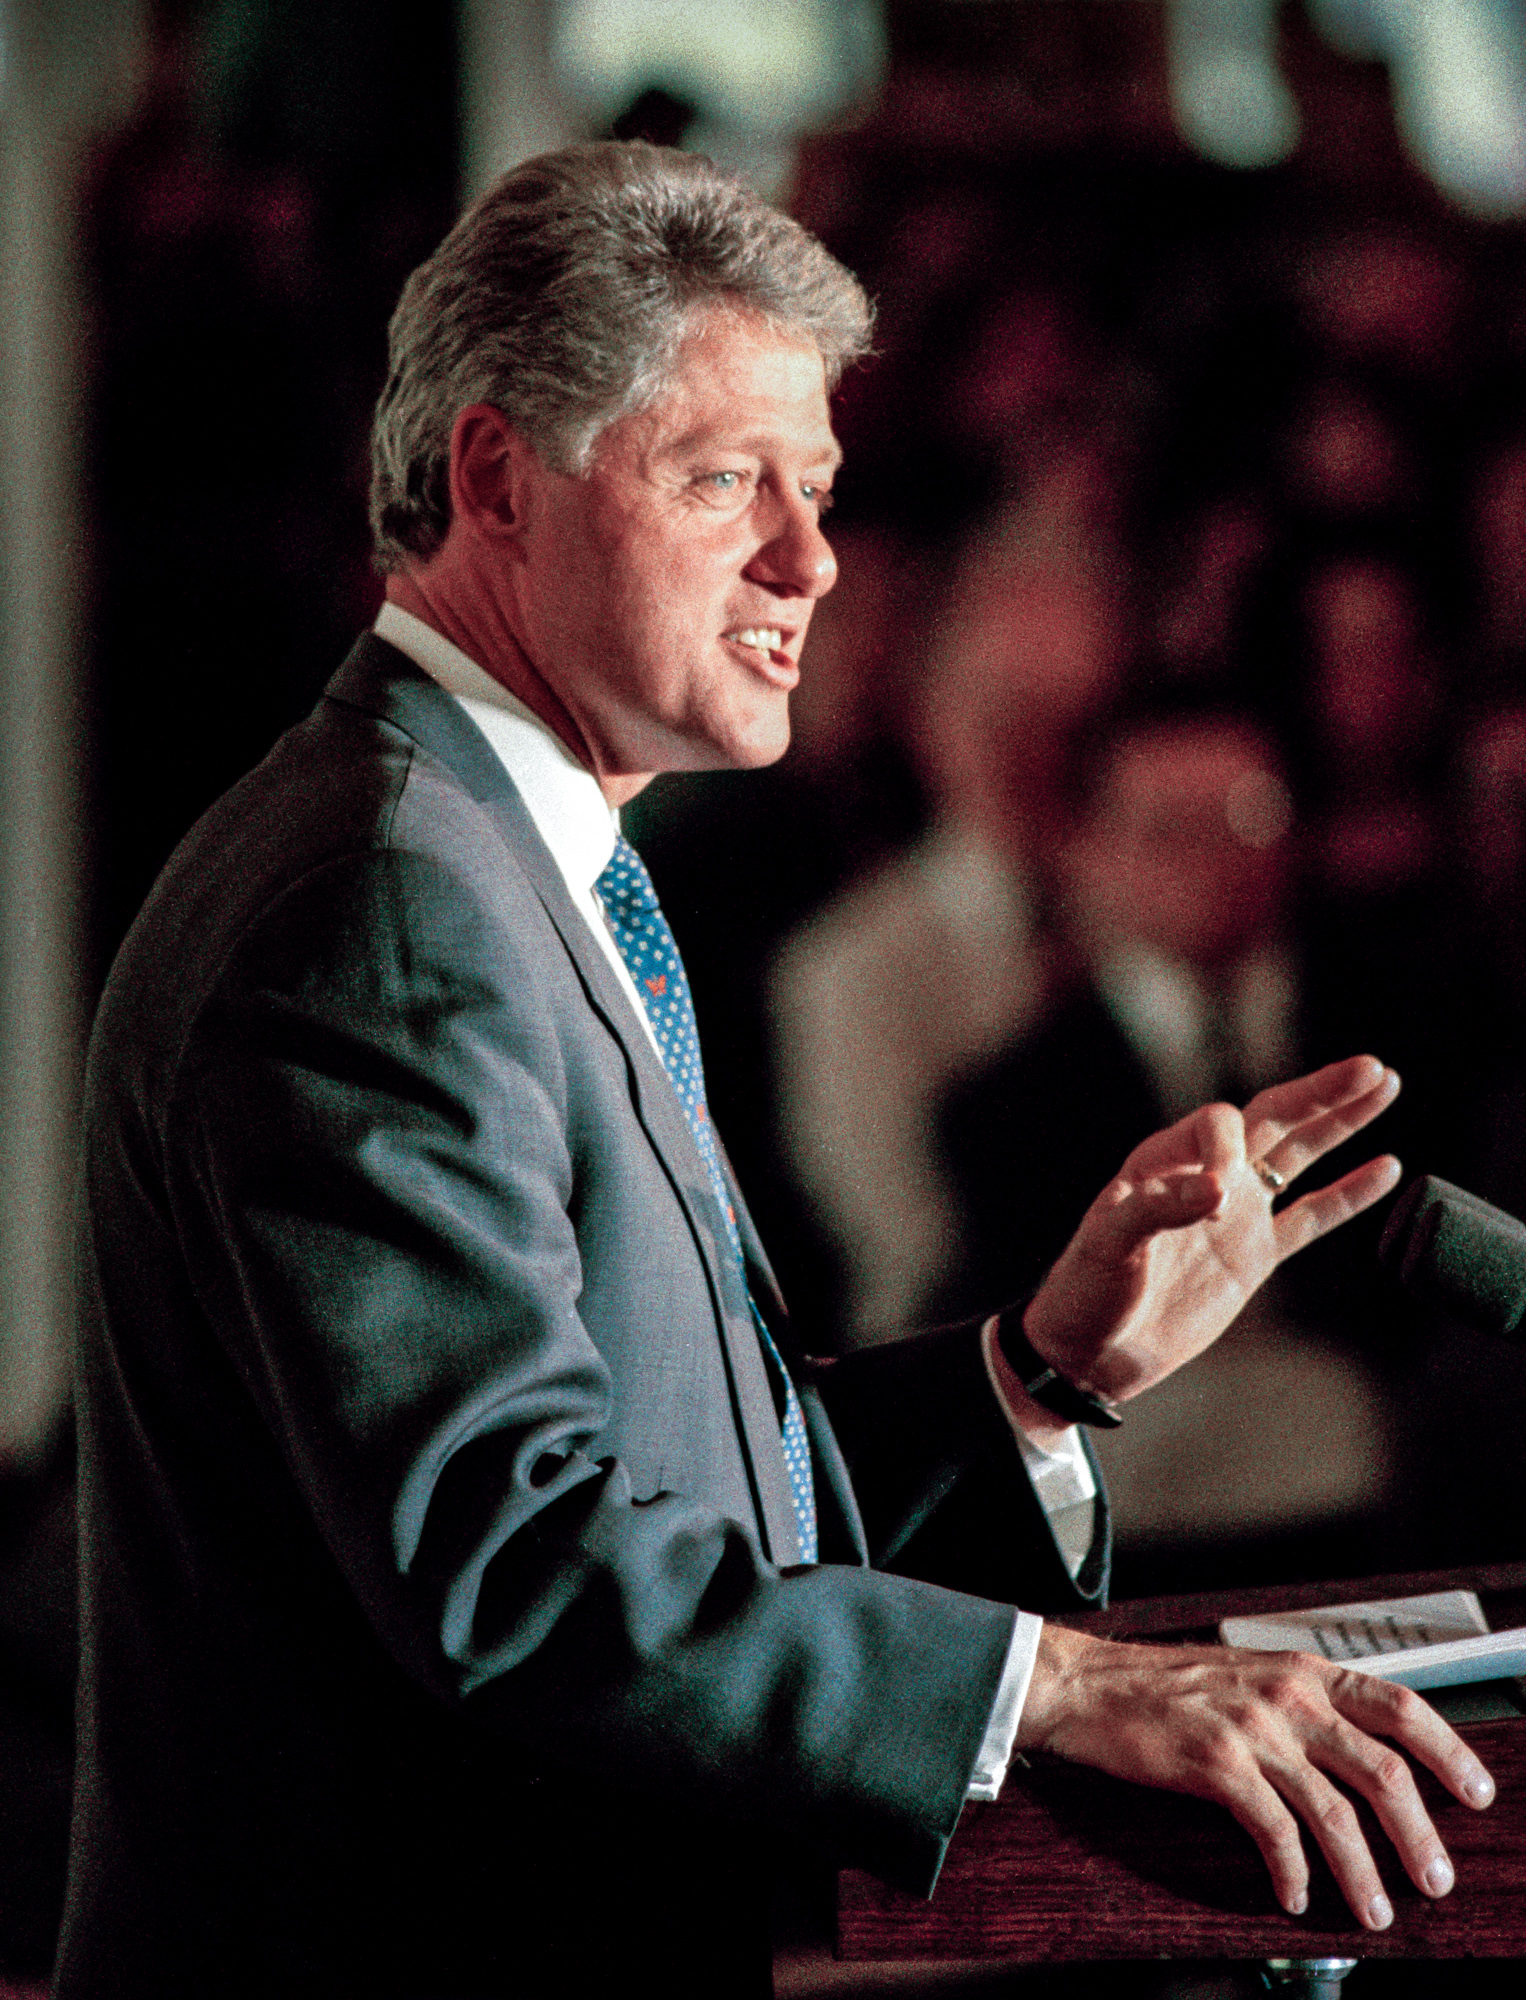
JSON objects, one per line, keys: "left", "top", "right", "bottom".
{"left": 324, "top": 634, "right": 803, "bottom": 1564}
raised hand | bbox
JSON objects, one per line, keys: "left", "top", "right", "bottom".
{"left": 1018, "top": 1053, "right": 1402, "bottom": 1409}
{"left": 1017, "top": 1623, "right": 1495, "bottom": 1929}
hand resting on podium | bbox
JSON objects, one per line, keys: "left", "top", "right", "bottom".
{"left": 988, "top": 1054, "right": 1497, "bottom": 1931}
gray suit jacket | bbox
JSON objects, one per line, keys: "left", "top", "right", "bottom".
{"left": 57, "top": 635, "right": 1106, "bottom": 1998}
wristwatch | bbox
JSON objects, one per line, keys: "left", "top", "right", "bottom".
{"left": 994, "top": 1306, "right": 1123, "bottom": 1429}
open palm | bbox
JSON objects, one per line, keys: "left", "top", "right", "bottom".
{"left": 1022, "top": 1054, "right": 1402, "bottom": 1404}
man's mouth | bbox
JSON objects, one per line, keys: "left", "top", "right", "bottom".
{"left": 721, "top": 624, "right": 799, "bottom": 688}
{"left": 725, "top": 627, "right": 784, "bottom": 654}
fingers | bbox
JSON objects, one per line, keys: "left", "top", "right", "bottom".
{"left": 1267, "top": 1751, "right": 1403, "bottom": 1929}
{"left": 1119, "top": 1099, "right": 1245, "bottom": 1182}
{"left": 1110, "top": 1057, "right": 1398, "bottom": 1202}
{"left": 1019, "top": 1633, "right": 1495, "bottom": 1935}
{"left": 1217, "top": 1755, "right": 1413, "bottom": 1927}
{"left": 1317, "top": 1724, "right": 1455, "bottom": 1917}
{"left": 1242, "top": 1053, "right": 1390, "bottom": 1137}
{"left": 1250, "top": 1665, "right": 1495, "bottom": 1930}
{"left": 1082, "top": 1162, "right": 1228, "bottom": 1260}
{"left": 1275, "top": 1678, "right": 1486, "bottom": 1924}
{"left": 1216, "top": 1772, "right": 1313, "bottom": 1917}
{"left": 1270, "top": 1152, "right": 1404, "bottom": 1258}
{"left": 1178, "top": 1665, "right": 1421, "bottom": 1929}
{"left": 1244, "top": 1058, "right": 1400, "bottom": 1178}
{"left": 1331, "top": 1670, "right": 1496, "bottom": 1812}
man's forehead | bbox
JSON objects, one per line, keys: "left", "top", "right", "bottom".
{"left": 625, "top": 310, "right": 839, "bottom": 460}
{"left": 653, "top": 413, "right": 842, "bottom": 467}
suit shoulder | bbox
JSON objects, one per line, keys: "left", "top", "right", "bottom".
{"left": 87, "top": 695, "right": 559, "bottom": 1121}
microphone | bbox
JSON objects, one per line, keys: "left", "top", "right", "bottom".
{"left": 1378, "top": 1175, "right": 1526, "bottom": 1342}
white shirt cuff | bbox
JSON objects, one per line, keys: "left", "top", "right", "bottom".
{"left": 977, "top": 1314, "right": 1099, "bottom": 1585}
{"left": 1012, "top": 1421, "right": 1097, "bottom": 1510}
{"left": 980, "top": 1316, "right": 1098, "bottom": 1510}
{"left": 966, "top": 1609, "right": 1042, "bottom": 1801}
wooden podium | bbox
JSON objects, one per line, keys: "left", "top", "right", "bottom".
{"left": 836, "top": 1565, "right": 1526, "bottom": 1981}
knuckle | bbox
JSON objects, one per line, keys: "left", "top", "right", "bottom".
{"left": 1184, "top": 1719, "right": 1252, "bottom": 1794}
{"left": 1368, "top": 1747, "right": 1411, "bottom": 1799}
{"left": 1264, "top": 1664, "right": 1309, "bottom": 1708}
{"left": 1387, "top": 1684, "right": 1429, "bottom": 1731}
{"left": 1318, "top": 1793, "right": 1360, "bottom": 1842}
{"left": 1091, "top": 1175, "right": 1132, "bottom": 1216}
{"left": 1262, "top": 1657, "right": 1325, "bottom": 1722}
{"left": 1346, "top": 1668, "right": 1402, "bottom": 1710}
{"left": 1195, "top": 1719, "right": 1244, "bottom": 1777}
{"left": 1337, "top": 1670, "right": 1431, "bottom": 1737}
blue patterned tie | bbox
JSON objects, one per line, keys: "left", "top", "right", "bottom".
{"left": 596, "top": 834, "right": 818, "bottom": 1563}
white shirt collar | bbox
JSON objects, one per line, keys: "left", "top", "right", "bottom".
{"left": 373, "top": 599, "right": 617, "bottom": 898}
{"left": 371, "top": 602, "right": 665, "bottom": 1065}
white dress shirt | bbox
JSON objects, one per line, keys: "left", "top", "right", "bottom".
{"left": 371, "top": 600, "right": 1099, "bottom": 1799}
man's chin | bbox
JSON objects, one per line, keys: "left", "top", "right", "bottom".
{"left": 727, "top": 723, "right": 792, "bottom": 771}
{"left": 669, "top": 704, "right": 793, "bottom": 775}
{"left": 718, "top": 720, "right": 792, "bottom": 773}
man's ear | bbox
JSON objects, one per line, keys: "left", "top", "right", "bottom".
{"left": 448, "top": 403, "right": 535, "bottom": 539}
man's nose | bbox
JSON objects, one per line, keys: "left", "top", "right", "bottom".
{"left": 745, "top": 493, "right": 837, "bottom": 600}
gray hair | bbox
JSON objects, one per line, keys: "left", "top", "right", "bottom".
{"left": 369, "top": 141, "right": 873, "bottom": 572}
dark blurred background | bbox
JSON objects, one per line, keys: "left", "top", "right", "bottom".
{"left": 3, "top": 0, "right": 1526, "bottom": 1988}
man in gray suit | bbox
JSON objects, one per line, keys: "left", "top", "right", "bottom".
{"left": 59, "top": 144, "right": 1492, "bottom": 1998}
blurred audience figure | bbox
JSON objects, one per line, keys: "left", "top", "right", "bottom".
{"left": 1279, "top": 373, "right": 1421, "bottom": 522}
{"left": 938, "top": 697, "right": 1298, "bottom": 1314}
{"left": 935, "top": 697, "right": 1408, "bottom": 1587}
{"left": 1467, "top": 428, "right": 1526, "bottom": 688}
{"left": 1284, "top": 544, "right": 1493, "bottom": 1200}
{"left": 1300, "top": 550, "right": 1443, "bottom": 898}
{"left": 1150, "top": 490, "right": 1276, "bottom": 692}
{"left": 771, "top": 505, "right": 1123, "bottom": 1344}
{"left": 1457, "top": 700, "right": 1526, "bottom": 1224}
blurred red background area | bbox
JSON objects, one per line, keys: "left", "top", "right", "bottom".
{"left": 4, "top": 0, "right": 1526, "bottom": 1987}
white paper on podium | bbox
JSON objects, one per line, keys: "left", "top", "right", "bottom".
{"left": 1220, "top": 1589, "right": 1526, "bottom": 1690}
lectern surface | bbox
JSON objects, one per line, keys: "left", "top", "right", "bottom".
{"left": 838, "top": 1564, "right": 1526, "bottom": 1964}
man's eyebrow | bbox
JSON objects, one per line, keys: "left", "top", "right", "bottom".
{"left": 663, "top": 428, "right": 843, "bottom": 471}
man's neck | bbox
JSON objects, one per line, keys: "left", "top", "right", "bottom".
{"left": 382, "top": 573, "right": 653, "bottom": 807}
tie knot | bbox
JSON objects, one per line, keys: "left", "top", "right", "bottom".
{"left": 596, "top": 836, "right": 662, "bottom": 922}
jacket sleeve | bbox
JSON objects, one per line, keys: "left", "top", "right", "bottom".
{"left": 156, "top": 843, "right": 1018, "bottom": 1895}
{"left": 806, "top": 1319, "right": 1110, "bottom": 1615}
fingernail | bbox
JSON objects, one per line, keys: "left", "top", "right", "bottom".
{"left": 1368, "top": 1894, "right": 1393, "bottom": 1929}
{"left": 1425, "top": 1857, "right": 1454, "bottom": 1896}
{"left": 1287, "top": 1889, "right": 1308, "bottom": 1916}
{"left": 1464, "top": 1770, "right": 1495, "bottom": 1807}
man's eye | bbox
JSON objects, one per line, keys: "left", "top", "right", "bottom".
{"left": 803, "top": 484, "right": 835, "bottom": 515}
{"left": 706, "top": 470, "right": 743, "bottom": 491}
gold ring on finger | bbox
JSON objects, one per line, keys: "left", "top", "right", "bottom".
{"left": 1252, "top": 1157, "right": 1287, "bottom": 1193}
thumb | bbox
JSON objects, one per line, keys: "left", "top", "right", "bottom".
{"left": 1088, "top": 1168, "right": 1227, "bottom": 1260}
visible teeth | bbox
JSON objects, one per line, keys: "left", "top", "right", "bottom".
{"left": 729, "top": 627, "right": 782, "bottom": 652}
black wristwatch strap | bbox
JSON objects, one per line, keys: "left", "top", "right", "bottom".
{"left": 994, "top": 1307, "right": 1123, "bottom": 1429}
